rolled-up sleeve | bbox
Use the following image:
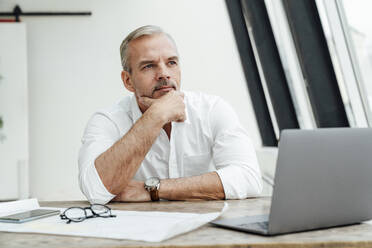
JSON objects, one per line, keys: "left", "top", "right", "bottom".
{"left": 78, "top": 112, "right": 118, "bottom": 204}
{"left": 210, "top": 98, "right": 263, "bottom": 199}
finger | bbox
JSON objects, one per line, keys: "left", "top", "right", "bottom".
{"left": 176, "top": 117, "right": 186, "bottom": 123}
{"left": 139, "top": 96, "right": 156, "bottom": 108}
{"left": 175, "top": 91, "right": 184, "bottom": 99}
{"left": 176, "top": 113, "right": 186, "bottom": 122}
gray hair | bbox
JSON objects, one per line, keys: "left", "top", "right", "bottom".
{"left": 120, "top": 25, "right": 177, "bottom": 73}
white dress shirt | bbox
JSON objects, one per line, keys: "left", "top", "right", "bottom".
{"left": 78, "top": 91, "right": 262, "bottom": 204}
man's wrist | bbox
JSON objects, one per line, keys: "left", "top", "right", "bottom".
{"left": 158, "top": 178, "right": 172, "bottom": 200}
{"left": 145, "top": 107, "right": 168, "bottom": 126}
{"left": 144, "top": 177, "right": 161, "bottom": 201}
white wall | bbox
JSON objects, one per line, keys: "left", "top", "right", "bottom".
{"left": 0, "top": 23, "right": 28, "bottom": 200}
{"left": 0, "top": 0, "right": 264, "bottom": 200}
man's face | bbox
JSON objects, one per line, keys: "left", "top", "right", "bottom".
{"left": 122, "top": 33, "right": 181, "bottom": 110}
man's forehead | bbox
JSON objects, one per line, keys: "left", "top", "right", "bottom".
{"left": 129, "top": 33, "right": 178, "bottom": 60}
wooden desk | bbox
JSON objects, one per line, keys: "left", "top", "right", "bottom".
{"left": 1, "top": 197, "right": 372, "bottom": 248}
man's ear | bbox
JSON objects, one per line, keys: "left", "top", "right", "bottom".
{"left": 121, "top": 70, "right": 135, "bottom": 92}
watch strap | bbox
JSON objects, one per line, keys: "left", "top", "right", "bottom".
{"left": 149, "top": 188, "right": 159, "bottom": 201}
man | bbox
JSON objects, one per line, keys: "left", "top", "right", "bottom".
{"left": 78, "top": 25, "right": 262, "bottom": 204}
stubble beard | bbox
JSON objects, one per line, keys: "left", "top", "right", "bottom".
{"left": 151, "top": 79, "right": 178, "bottom": 98}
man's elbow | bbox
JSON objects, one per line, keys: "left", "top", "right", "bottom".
{"left": 250, "top": 177, "right": 263, "bottom": 196}
{"left": 79, "top": 167, "right": 116, "bottom": 205}
{"left": 236, "top": 177, "right": 263, "bottom": 199}
{"left": 218, "top": 164, "right": 263, "bottom": 200}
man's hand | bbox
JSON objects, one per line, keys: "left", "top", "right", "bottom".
{"left": 139, "top": 91, "right": 186, "bottom": 124}
{"left": 112, "top": 180, "right": 151, "bottom": 202}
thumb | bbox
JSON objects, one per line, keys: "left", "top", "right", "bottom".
{"left": 139, "top": 96, "right": 156, "bottom": 108}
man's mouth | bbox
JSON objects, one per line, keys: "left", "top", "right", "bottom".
{"left": 157, "top": 86, "right": 174, "bottom": 90}
{"left": 151, "top": 80, "right": 177, "bottom": 97}
{"left": 154, "top": 86, "right": 176, "bottom": 92}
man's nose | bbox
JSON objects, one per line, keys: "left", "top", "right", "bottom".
{"left": 156, "top": 64, "right": 170, "bottom": 81}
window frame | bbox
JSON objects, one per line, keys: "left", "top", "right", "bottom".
{"left": 316, "top": 0, "right": 371, "bottom": 127}
{"left": 282, "top": 0, "right": 349, "bottom": 128}
{"left": 225, "top": 0, "right": 278, "bottom": 146}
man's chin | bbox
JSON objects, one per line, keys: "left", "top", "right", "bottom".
{"left": 153, "top": 88, "right": 175, "bottom": 98}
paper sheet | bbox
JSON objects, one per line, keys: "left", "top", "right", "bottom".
{"left": 0, "top": 199, "right": 228, "bottom": 242}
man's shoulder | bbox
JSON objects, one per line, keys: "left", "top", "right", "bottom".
{"left": 92, "top": 95, "right": 132, "bottom": 123}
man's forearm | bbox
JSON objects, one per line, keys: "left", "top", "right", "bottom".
{"left": 95, "top": 110, "right": 164, "bottom": 195}
{"left": 159, "top": 172, "right": 225, "bottom": 200}
{"left": 94, "top": 91, "right": 185, "bottom": 196}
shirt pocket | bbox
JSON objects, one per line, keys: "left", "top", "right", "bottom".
{"left": 183, "top": 153, "right": 212, "bottom": 177}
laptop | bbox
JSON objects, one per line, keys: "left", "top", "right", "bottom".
{"left": 211, "top": 128, "right": 372, "bottom": 236}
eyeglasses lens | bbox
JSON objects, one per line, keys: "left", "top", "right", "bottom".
{"left": 91, "top": 204, "right": 110, "bottom": 216}
{"left": 65, "top": 208, "right": 86, "bottom": 221}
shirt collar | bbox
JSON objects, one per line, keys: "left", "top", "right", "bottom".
{"left": 129, "top": 93, "right": 191, "bottom": 125}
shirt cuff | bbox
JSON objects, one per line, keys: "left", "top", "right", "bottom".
{"left": 80, "top": 161, "right": 116, "bottom": 205}
{"left": 216, "top": 164, "right": 263, "bottom": 199}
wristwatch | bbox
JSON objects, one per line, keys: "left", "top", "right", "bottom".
{"left": 144, "top": 177, "right": 160, "bottom": 201}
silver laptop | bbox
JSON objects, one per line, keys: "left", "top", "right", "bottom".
{"left": 212, "top": 128, "right": 372, "bottom": 236}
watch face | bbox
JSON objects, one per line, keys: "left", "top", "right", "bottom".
{"left": 146, "top": 177, "right": 160, "bottom": 187}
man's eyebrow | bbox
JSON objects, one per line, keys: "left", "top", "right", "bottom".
{"left": 138, "top": 60, "right": 155, "bottom": 68}
{"left": 168, "top": 56, "right": 179, "bottom": 61}
{"left": 137, "top": 56, "right": 179, "bottom": 68}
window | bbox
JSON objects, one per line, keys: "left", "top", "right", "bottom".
{"left": 226, "top": 0, "right": 372, "bottom": 146}
{"left": 316, "top": 0, "right": 372, "bottom": 127}
{"left": 316, "top": 0, "right": 371, "bottom": 127}
{"left": 281, "top": 0, "right": 349, "bottom": 128}
{"left": 226, "top": 0, "right": 300, "bottom": 147}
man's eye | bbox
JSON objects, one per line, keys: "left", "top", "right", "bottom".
{"left": 143, "top": 64, "right": 153, "bottom": 69}
{"left": 169, "top": 61, "right": 177, "bottom": 65}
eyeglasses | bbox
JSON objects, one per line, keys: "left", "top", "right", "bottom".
{"left": 60, "top": 204, "right": 116, "bottom": 224}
